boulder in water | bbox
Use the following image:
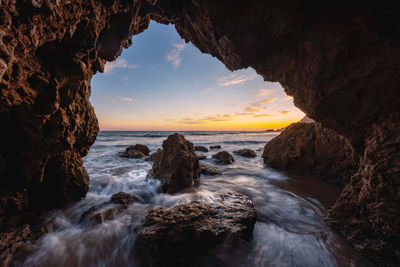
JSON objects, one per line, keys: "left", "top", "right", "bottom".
{"left": 129, "top": 144, "right": 150, "bottom": 156}
{"left": 80, "top": 204, "right": 124, "bottom": 225}
{"left": 196, "top": 154, "right": 207, "bottom": 160}
{"left": 210, "top": 145, "right": 221, "bottom": 149}
{"left": 212, "top": 151, "right": 234, "bottom": 164}
{"left": 135, "top": 191, "right": 257, "bottom": 266}
{"left": 147, "top": 134, "right": 200, "bottom": 193}
{"left": 233, "top": 149, "right": 257, "bottom": 158}
{"left": 111, "top": 192, "right": 140, "bottom": 206}
{"left": 262, "top": 122, "right": 358, "bottom": 186}
{"left": 194, "top": 145, "right": 208, "bottom": 152}
{"left": 122, "top": 149, "right": 146, "bottom": 159}
{"left": 200, "top": 162, "right": 222, "bottom": 176}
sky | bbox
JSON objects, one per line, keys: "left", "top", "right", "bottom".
{"left": 90, "top": 21, "right": 305, "bottom": 131}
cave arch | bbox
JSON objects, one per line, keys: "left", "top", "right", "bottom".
{"left": 0, "top": 0, "right": 399, "bottom": 264}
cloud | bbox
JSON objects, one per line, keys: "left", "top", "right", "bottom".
{"left": 166, "top": 42, "right": 187, "bottom": 68}
{"left": 254, "top": 88, "right": 276, "bottom": 96}
{"left": 217, "top": 73, "right": 257, "bottom": 87}
{"left": 244, "top": 97, "right": 277, "bottom": 113}
{"left": 204, "top": 87, "right": 214, "bottom": 93}
{"left": 103, "top": 58, "right": 138, "bottom": 74}
{"left": 280, "top": 110, "right": 291, "bottom": 115}
{"left": 108, "top": 96, "right": 136, "bottom": 104}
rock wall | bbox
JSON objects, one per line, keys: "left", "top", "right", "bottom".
{"left": 262, "top": 122, "right": 359, "bottom": 186}
{"left": 0, "top": 0, "right": 399, "bottom": 264}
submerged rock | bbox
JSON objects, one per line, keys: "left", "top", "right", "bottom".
{"left": 135, "top": 191, "right": 256, "bottom": 266}
{"left": 194, "top": 146, "right": 208, "bottom": 152}
{"left": 147, "top": 134, "right": 200, "bottom": 193}
{"left": 210, "top": 145, "right": 221, "bottom": 149}
{"left": 233, "top": 149, "right": 257, "bottom": 158}
{"left": 110, "top": 192, "right": 139, "bottom": 206}
{"left": 212, "top": 151, "right": 234, "bottom": 164}
{"left": 196, "top": 154, "right": 207, "bottom": 160}
{"left": 80, "top": 204, "right": 124, "bottom": 225}
{"left": 262, "top": 122, "right": 358, "bottom": 186}
{"left": 122, "top": 144, "right": 150, "bottom": 158}
{"left": 200, "top": 162, "right": 222, "bottom": 176}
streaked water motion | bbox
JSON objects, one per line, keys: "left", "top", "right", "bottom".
{"left": 19, "top": 131, "right": 373, "bottom": 266}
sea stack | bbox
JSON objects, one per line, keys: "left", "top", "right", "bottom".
{"left": 147, "top": 134, "right": 200, "bottom": 193}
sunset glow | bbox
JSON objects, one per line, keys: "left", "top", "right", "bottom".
{"left": 91, "top": 22, "right": 305, "bottom": 131}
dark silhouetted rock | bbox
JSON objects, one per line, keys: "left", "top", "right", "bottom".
{"left": 123, "top": 149, "right": 146, "bottom": 159}
{"left": 233, "top": 149, "right": 257, "bottom": 158}
{"left": 135, "top": 191, "right": 256, "bottom": 266}
{"left": 127, "top": 144, "right": 150, "bottom": 156}
{"left": 200, "top": 162, "right": 222, "bottom": 176}
{"left": 0, "top": 224, "right": 31, "bottom": 266}
{"left": 80, "top": 203, "right": 124, "bottom": 225}
{"left": 110, "top": 192, "right": 139, "bottom": 206}
{"left": 196, "top": 154, "right": 207, "bottom": 160}
{"left": 210, "top": 145, "right": 221, "bottom": 149}
{"left": 212, "top": 151, "right": 234, "bottom": 164}
{"left": 147, "top": 134, "right": 200, "bottom": 193}
{"left": 263, "top": 122, "right": 358, "bottom": 187}
{"left": 194, "top": 146, "right": 208, "bottom": 152}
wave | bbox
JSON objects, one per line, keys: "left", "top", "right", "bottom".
{"left": 222, "top": 140, "right": 266, "bottom": 145}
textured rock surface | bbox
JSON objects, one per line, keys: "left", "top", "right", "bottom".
{"left": 125, "top": 144, "right": 150, "bottom": 156}
{"left": 148, "top": 148, "right": 162, "bottom": 162}
{"left": 263, "top": 122, "right": 359, "bottom": 186}
{"left": 0, "top": 0, "right": 399, "bottom": 264}
{"left": 195, "top": 145, "right": 208, "bottom": 152}
{"left": 135, "top": 191, "right": 257, "bottom": 266}
{"left": 200, "top": 162, "right": 222, "bottom": 176}
{"left": 122, "top": 149, "right": 146, "bottom": 159}
{"left": 233, "top": 149, "right": 257, "bottom": 158}
{"left": 147, "top": 134, "right": 200, "bottom": 193}
{"left": 110, "top": 192, "right": 139, "bottom": 206}
{"left": 212, "top": 151, "right": 234, "bottom": 164}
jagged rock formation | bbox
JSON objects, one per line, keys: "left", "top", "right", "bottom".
{"left": 147, "top": 133, "right": 200, "bottom": 193}
{"left": 124, "top": 144, "right": 150, "bottom": 157}
{"left": 212, "top": 151, "right": 235, "bottom": 164}
{"left": 263, "top": 122, "right": 359, "bottom": 186}
{"left": 135, "top": 191, "right": 257, "bottom": 266}
{"left": 0, "top": 0, "right": 399, "bottom": 264}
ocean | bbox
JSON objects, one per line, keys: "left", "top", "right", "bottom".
{"left": 19, "top": 131, "right": 371, "bottom": 266}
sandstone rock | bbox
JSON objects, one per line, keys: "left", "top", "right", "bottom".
{"left": 148, "top": 148, "right": 162, "bottom": 162}
{"left": 196, "top": 154, "right": 207, "bottom": 160}
{"left": 126, "top": 144, "right": 150, "bottom": 156}
{"left": 135, "top": 191, "right": 256, "bottom": 266}
{"left": 212, "top": 151, "right": 235, "bottom": 164}
{"left": 194, "top": 146, "right": 208, "bottom": 152}
{"left": 262, "top": 122, "right": 358, "bottom": 186}
{"left": 110, "top": 192, "right": 139, "bottom": 206}
{"left": 0, "top": 224, "right": 31, "bottom": 266}
{"left": 210, "top": 145, "right": 221, "bottom": 149}
{"left": 200, "top": 162, "right": 222, "bottom": 176}
{"left": 0, "top": 1, "right": 399, "bottom": 264}
{"left": 80, "top": 203, "right": 124, "bottom": 225}
{"left": 147, "top": 134, "right": 200, "bottom": 193}
{"left": 122, "top": 149, "right": 146, "bottom": 159}
{"left": 233, "top": 149, "right": 257, "bottom": 158}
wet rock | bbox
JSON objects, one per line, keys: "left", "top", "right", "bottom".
{"left": 148, "top": 148, "right": 162, "bottom": 162}
{"left": 200, "top": 162, "right": 222, "bottom": 176}
{"left": 196, "top": 154, "right": 207, "bottom": 160}
{"left": 122, "top": 149, "right": 146, "bottom": 159}
{"left": 147, "top": 134, "right": 200, "bottom": 193}
{"left": 135, "top": 191, "right": 256, "bottom": 266}
{"left": 80, "top": 203, "right": 124, "bottom": 225}
{"left": 0, "top": 224, "right": 31, "bottom": 266}
{"left": 233, "top": 149, "right": 257, "bottom": 158}
{"left": 262, "top": 122, "right": 358, "bottom": 186}
{"left": 210, "top": 145, "right": 221, "bottom": 149}
{"left": 212, "top": 151, "right": 235, "bottom": 164}
{"left": 126, "top": 144, "right": 150, "bottom": 156}
{"left": 110, "top": 192, "right": 139, "bottom": 206}
{"left": 194, "top": 146, "right": 208, "bottom": 152}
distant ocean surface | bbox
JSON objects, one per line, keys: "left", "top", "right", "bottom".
{"left": 20, "top": 131, "right": 372, "bottom": 267}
